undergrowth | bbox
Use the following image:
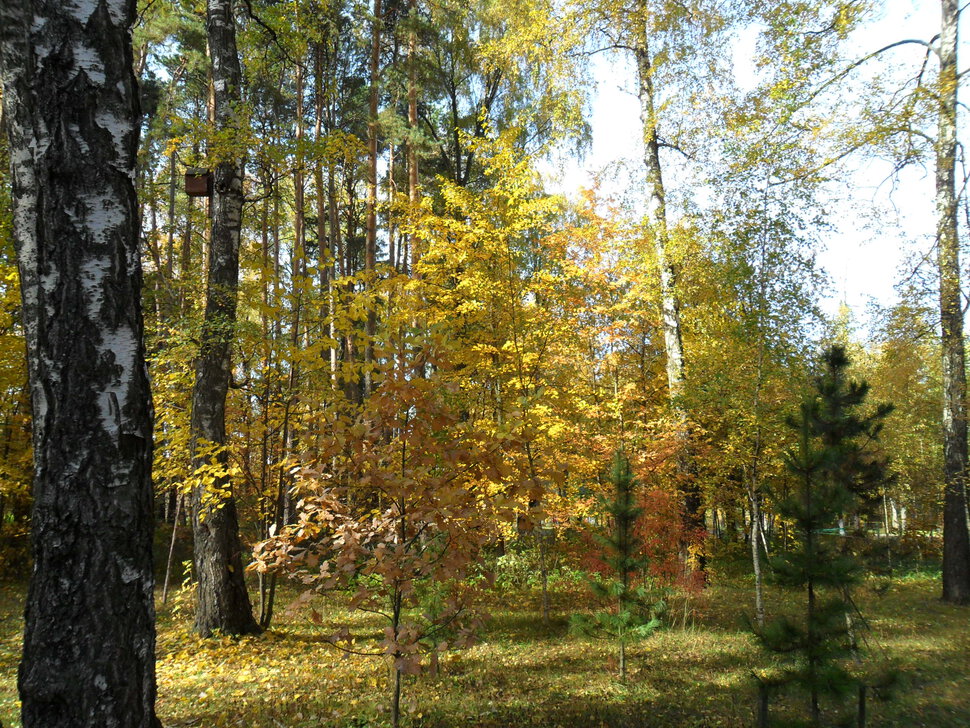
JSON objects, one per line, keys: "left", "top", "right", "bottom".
{"left": 0, "top": 574, "right": 967, "bottom": 727}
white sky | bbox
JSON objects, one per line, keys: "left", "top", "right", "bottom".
{"left": 543, "top": 0, "right": 952, "bottom": 332}
{"left": 820, "top": 0, "right": 940, "bottom": 322}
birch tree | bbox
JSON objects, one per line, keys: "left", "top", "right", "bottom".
{"left": 0, "top": 0, "right": 160, "bottom": 723}
{"left": 751, "top": 0, "right": 970, "bottom": 602}
{"left": 823, "top": 0, "right": 970, "bottom": 603}
{"left": 631, "top": 5, "right": 699, "bottom": 551}
{"left": 586, "top": 0, "right": 741, "bottom": 565}
{"left": 934, "top": 0, "right": 970, "bottom": 605}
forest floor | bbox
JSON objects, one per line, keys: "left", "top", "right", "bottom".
{"left": 1, "top": 571, "right": 968, "bottom": 727}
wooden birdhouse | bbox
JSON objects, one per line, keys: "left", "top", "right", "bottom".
{"left": 184, "top": 167, "right": 213, "bottom": 197}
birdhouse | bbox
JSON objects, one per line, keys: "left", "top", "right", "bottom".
{"left": 184, "top": 167, "right": 213, "bottom": 197}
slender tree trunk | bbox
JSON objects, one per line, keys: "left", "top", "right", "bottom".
{"left": 538, "top": 528, "right": 550, "bottom": 625}
{"left": 179, "top": 148, "right": 196, "bottom": 317}
{"left": 748, "top": 213, "right": 771, "bottom": 628}
{"left": 757, "top": 681, "right": 770, "bottom": 728}
{"left": 281, "top": 51, "right": 307, "bottom": 525}
{"left": 364, "top": 0, "right": 383, "bottom": 396}
{"left": 390, "top": 488, "right": 407, "bottom": 728}
{"left": 619, "top": 628, "right": 626, "bottom": 682}
{"left": 167, "top": 148, "right": 178, "bottom": 281}
{"left": 148, "top": 194, "right": 163, "bottom": 323}
{"left": 408, "top": 0, "right": 420, "bottom": 273}
{"left": 390, "top": 589, "right": 403, "bottom": 728}
{"left": 190, "top": 0, "right": 260, "bottom": 637}
{"left": 328, "top": 165, "right": 341, "bottom": 388}
{"left": 162, "top": 494, "right": 183, "bottom": 604}
{"left": 294, "top": 59, "right": 306, "bottom": 289}
{"left": 314, "top": 44, "right": 334, "bottom": 387}
{"left": 749, "top": 488, "right": 766, "bottom": 628}
{"left": 323, "top": 24, "right": 343, "bottom": 389}
{"left": 256, "top": 186, "right": 275, "bottom": 624}
{"left": 634, "top": 19, "right": 703, "bottom": 564}
{"left": 1, "top": 0, "right": 160, "bottom": 723}
{"left": 366, "top": 0, "right": 382, "bottom": 274}
{"left": 937, "top": 0, "right": 970, "bottom": 605}
{"left": 803, "top": 424, "right": 819, "bottom": 727}
{"left": 388, "top": 142, "right": 397, "bottom": 269}
{"left": 263, "top": 225, "right": 305, "bottom": 629}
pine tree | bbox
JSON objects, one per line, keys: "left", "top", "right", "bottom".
{"left": 758, "top": 345, "right": 892, "bottom": 727}
{"left": 571, "top": 450, "right": 662, "bottom": 681}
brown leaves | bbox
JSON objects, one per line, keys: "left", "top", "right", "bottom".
{"left": 282, "top": 591, "right": 316, "bottom": 618}
{"left": 249, "top": 368, "right": 509, "bottom": 683}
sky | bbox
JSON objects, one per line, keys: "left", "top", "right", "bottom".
{"left": 543, "top": 0, "right": 949, "bottom": 331}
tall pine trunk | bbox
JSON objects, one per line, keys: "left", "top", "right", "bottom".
{"left": 937, "top": 0, "right": 970, "bottom": 605}
{"left": 190, "top": 0, "right": 260, "bottom": 637}
{"left": 364, "top": 0, "right": 382, "bottom": 395}
{"left": 1, "top": 0, "right": 160, "bottom": 723}
{"left": 407, "top": 0, "right": 420, "bottom": 273}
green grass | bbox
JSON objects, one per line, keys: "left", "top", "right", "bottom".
{"left": 1, "top": 575, "right": 968, "bottom": 727}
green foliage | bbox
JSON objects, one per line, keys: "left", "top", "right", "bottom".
{"left": 757, "top": 345, "right": 893, "bottom": 726}
{"left": 491, "top": 538, "right": 587, "bottom": 592}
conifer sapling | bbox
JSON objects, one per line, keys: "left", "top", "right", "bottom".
{"left": 757, "top": 345, "right": 893, "bottom": 727}
{"left": 571, "top": 450, "right": 663, "bottom": 681}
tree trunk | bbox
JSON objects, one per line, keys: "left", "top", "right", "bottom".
{"left": 364, "top": 0, "right": 383, "bottom": 396}
{"left": 162, "top": 494, "right": 183, "bottom": 605}
{"left": 619, "top": 629, "right": 626, "bottom": 682}
{"left": 314, "top": 44, "right": 335, "bottom": 388}
{"left": 179, "top": 148, "right": 196, "bottom": 317}
{"left": 757, "top": 681, "right": 769, "bottom": 728}
{"left": 407, "top": 0, "right": 420, "bottom": 273}
{"left": 937, "top": 0, "right": 970, "bottom": 605}
{"left": 805, "top": 449, "right": 819, "bottom": 728}
{"left": 634, "top": 16, "right": 703, "bottom": 563}
{"left": 749, "top": 488, "right": 766, "bottom": 629}
{"left": 538, "top": 528, "right": 550, "bottom": 626}
{"left": 190, "top": 0, "right": 260, "bottom": 637}
{"left": 167, "top": 147, "right": 178, "bottom": 281}
{"left": 280, "top": 50, "right": 307, "bottom": 528}
{"left": 328, "top": 165, "right": 342, "bottom": 388}
{"left": 1, "top": 0, "right": 160, "bottom": 724}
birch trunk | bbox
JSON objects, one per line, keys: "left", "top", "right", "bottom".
{"left": 937, "top": 0, "right": 970, "bottom": 605}
{"left": 1, "top": 0, "right": 160, "bottom": 723}
{"left": 749, "top": 488, "right": 766, "bottom": 628}
{"left": 634, "top": 19, "right": 703, "bottom": 560}
{"left": 190, "top": 0, "right": 260, "bottom": 636}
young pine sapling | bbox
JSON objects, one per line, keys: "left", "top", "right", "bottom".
{"left": 571, "top": 450, "right": 663, "bottom": 681}
{"left": 757, "top": 345, "right": 893, "bottom": 727}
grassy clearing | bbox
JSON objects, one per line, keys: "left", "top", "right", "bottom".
{"left": 1, "top": 574, "right": 968, "bottom": 727}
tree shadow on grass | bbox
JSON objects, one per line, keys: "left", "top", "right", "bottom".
{"left": 484, "top": 612, "right": 570, "bottom": 642}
